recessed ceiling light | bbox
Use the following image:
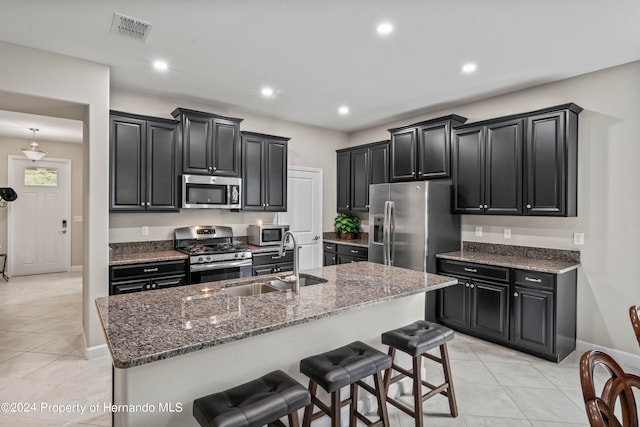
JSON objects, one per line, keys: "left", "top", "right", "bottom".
{"left": 338, "top": 106, "right": 350, "bottom": 115}
{"left": 462, "top": 62, "right": 477, "bottom": 73}
{"left": 376, "top": 22, "right": 393, "bottom": 36}
{"left": 153, "top": 60, "right": 168, "bottom": 71}
{"left": 261, "top": 86, "right": 274, "bottom": 97}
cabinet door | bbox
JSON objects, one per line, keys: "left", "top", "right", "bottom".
{"left": 512, "top": 285, "right": 554, "bottom": 356}
{"left": 437, "top": 279, "right": 469, "bottom": 330}
{"left": 469, "top": 280, "right": 510, "bottom": 341}
{"left": 484, "top": 119, "right": 523, "bottom": 214}
{"left": 417, "top": 123, "right": 450, "bottom": 179}
{"left": 337, "top": 254, "right": 364, "bottom": 264}
{"left": 525, "top": 112, "right": 566, "bottom": 215}
{"left": 452, "top": 126, "right": 484, "bottom": 213}
{"left": 369, "top": 142, "right": 389, "bottom": 185}
{"left": 390, "top": 128, "right": 417, "bottom": 181}
{"left": 350, "top": 147, "right": 369, "bottom": 212}
{"left": 146, "top": 120, "right": 180, "bottom": 211}
{"left": 212, "top": 118, "right": 241, "bottom": 177}
{"left": 336, "top": 151, "right": 351, "bottom": 212}
{"left": 182, "top": 114, "right": 211, "bottom": 174}
{"left": 264, "top": 139, "right": 287, "bottom": 211}
{"left": 323, "top": 251, "right": 337, "bottom": 266}
{"left": 110, "top": 115, "right": 145, "bottom": 211}
{"left": 242, "top": 135, "right": 265, "bottom": 211}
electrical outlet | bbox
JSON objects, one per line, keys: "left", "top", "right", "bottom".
{"left": 74, "top": 216, "right": 83, "bottom": 222}
{"left": 504, "top": 228, "right": 512, "bottom": 239}
{"left": 475, "top": 226, "right": 483, "bottom": 237}
{"left": 141, "top": 226, "right": 149, "bottom": 236}
{"left": 573, "top": 232, "right": 584, "bottom": 245}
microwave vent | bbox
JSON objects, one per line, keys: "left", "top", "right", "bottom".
{"left": 110, "top": 12, "right": 153, "bottom": 42}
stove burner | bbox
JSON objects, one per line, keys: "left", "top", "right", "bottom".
{"left": 181, "top": 243, "right": 242, "bottom": 255}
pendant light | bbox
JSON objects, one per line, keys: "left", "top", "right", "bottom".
{"left": 22, "top": 128, "right": 47, "bottom": 162}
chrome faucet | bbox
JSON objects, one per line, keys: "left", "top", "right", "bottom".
{"left": 279, "top": 230, "right": 299, "bottom": 292}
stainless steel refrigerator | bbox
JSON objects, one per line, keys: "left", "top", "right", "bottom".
{"left": 368, "top": 181, "right": 460, "bottom": 318}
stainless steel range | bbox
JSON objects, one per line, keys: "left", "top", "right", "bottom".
{"left": 174, "top": 225, "right": 252, "bottom": 284}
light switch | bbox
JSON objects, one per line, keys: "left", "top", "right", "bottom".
{"left": 74, "top": 216, "right": 83, "bottom": 222}
{"left": 141, "top": 226, "right": 149, "bottom": 236}
{"left": 573, "top": 232, "right": 584, "bottom": 245}
{"left": 475, "top": 226, "right": 483, "bottom": 237}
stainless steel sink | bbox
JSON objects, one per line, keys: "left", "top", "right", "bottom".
{"left": 222, "top": 274, "right": 327, "bottom": 297}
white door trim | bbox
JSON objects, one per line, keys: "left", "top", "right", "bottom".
{"left": 7, "top": 155, "right": 72, "bottom": 276}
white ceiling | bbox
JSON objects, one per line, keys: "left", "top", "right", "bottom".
{"left": 0, "top": 0, "right": 639, "bottom": 140}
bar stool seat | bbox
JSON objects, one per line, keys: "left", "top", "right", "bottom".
{"left": 382, "top": 320, "right": 458, "bottom": 427}
{"left": 193, "top": 370, "right": 310, "bottom": 427}
{"left": 300, "top": 341, "right": 391, "bottom": 426}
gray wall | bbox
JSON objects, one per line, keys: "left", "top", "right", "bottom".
{"left": 347, "top": 60, "right": 640, "bottom": 356}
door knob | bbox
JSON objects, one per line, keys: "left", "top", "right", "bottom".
{"left": 313, "top": 235, "right": 320, "bottom": 240}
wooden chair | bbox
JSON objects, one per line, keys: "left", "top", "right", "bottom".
{"left": 630, "top": 305, "right": 640, "bottom": 348}
{"left": 579, "top": 350, "right": 640, "bottom": 426}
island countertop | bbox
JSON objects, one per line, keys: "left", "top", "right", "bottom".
{"left": 96, "top": 262, "right": 456, "bottom": 369}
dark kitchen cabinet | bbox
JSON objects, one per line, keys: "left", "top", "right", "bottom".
{"left": 252, "top": 251, "right": 294, "bottom": 276}
{"left": 171, "top": 108, "right": 243, "bottom": 177}
{"left": 436, "top": 258, "right": 577, "bottom": 362}
{"left": 336, "top": 140, "right": 389, "bottom": 212}
{"left": 389, "top": 115, "right": 466, "bottom": 182}
{"left": 109, "top": 111, "right": 180, "bottom": 212}
{"left": 451, "top": 103, "right": 582, "bottom": 216}
{"left": 241, "top": 131, "right": 289, "bottom": 212}
{"left": 525, "top": 107, "right": 580, "bottom": 216}
{"left": 437, "top": 260, "right": 510, "bottom": 342}
{"left": 452, "top": 119, "right": 523, "bottom": 214}
{"left": 109, "top": 259, "right": 188, "bottom": 295}
{"left": 323, "top": 242, "right": 368, "bottom": 266}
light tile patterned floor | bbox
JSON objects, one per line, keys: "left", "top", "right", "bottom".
{"left": 0, "top": 272, "right": 636, "bottom": 426}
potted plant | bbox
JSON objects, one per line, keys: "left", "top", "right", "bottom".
{"left": 334, "top": 213, "right": 360, "bottom": 240}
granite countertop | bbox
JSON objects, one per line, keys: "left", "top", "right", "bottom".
{"left": 95, "top": 262, "right": 456, "bottom": 369}
{"left": 109, "top": 250, "right": 188, "bottom": 266}
{"left": 436, "top": 243, "right": 580, "bottom": 274}
{"left": 323, "top": 233, "right": 369, "bottom": 248}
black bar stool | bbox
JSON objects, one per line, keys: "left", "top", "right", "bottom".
{"left": 193, "top": 370, "right": 310, "bottom": 427}
{"left": 381, "top": 320, "right": 458, "bottom": 427}
{"left": 300, "top": 341, "right": 391, "bottom": 427}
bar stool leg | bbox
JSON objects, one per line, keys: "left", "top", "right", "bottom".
{"left": 440, "top": 344, "right": 458, "bottom": 417}
{"left": 331, "top": 389, "right": 341, "bottom": 427}
{"left": 302, "top": 380, "right": 316, "bottom": 427}
{"left": 349, "top": 382, "right": 358, "bottom": 427}
{"left": 373, "top": 371, "right": 390, "bottom": 427}
{"left": 383, "top": 347, "right": 396, "bottom": 392}
{"left": 412, "top": 354, "right": 424, "bottom": 427}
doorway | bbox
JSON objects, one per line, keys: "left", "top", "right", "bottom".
{"left": 277, "top": 166, "right": 323, "bottom": 270}
{"left": 8, "top": 156, "right": 71, "bottom": 276}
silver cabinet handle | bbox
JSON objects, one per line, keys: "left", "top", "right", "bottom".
{"left": 465, "top": 283, "right": 470, "bottom": 287}
{"left": 464, "top": 268, "right": 477, "bottom": 273}
{"left": 146, "top": 202, "right": 150, "bottom": 206}
{"left": 271, "top": 255, "right": 282, "bottom": 260}
{"left": 411, "top": 171, "right": 415, "bottom": 176}
{"left": 470, "top": 284, "right": 475, "bottom": 288}
{"left": 266, "top": 203, "right": 269, "bottom": 207}
{"left": 526, "top": 204, "right": 531, "bottom": 208}
{"left": 213, "top": 167, "right": 217, "bottom": 171}
{"left": 514, "top": 292, "right": 519, "bottom": 297}
{"left": 484, "top": 204, "right": 488, "bottom": 208}
{"left": 525, "top": 277, "right": 542, "bottom": 283}
{"left": 350, "top": 249, "right": 359, "bottom": 254}
{"left": 346, "top": 204, "right": 350, "bottom": 208}
{"left": 479, "top": 205, "right": 483, "bottom": 208}
{"left": 365, "top": 205, "right": 369, "bottom": 208}
{"left": 143, "top": 268, "right": 159, "bottom": 273}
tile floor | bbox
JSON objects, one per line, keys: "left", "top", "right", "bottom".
{"left": 0, "top": 272, "right": 636, "bottom": 426}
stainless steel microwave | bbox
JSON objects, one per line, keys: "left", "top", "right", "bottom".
{"left": 247, "top": 224, "right": 290, "bottom": 246}
{"left": 182, "top": 175, "right": 242, "bottom": 209}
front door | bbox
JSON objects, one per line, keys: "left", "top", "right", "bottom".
{"left": 277, "top": 167, "right": 323, "bottom": 270}
{"left": 8, "top": 156, "right": 71, "bottom": 276}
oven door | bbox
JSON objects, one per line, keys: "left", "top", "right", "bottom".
{"left": 190, "top": 260, "right": 252, "bottom": 284}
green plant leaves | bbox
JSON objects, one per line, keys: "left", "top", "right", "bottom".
{"left": 334, "top": 213, "right": 359, "bottom": 233}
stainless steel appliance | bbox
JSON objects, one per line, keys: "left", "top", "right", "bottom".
{"left": 369, "top": 181, "right": 460, "bottom": 274}
{"left": 175, "top": 225, "right": 252, "bottom": 284}
{"left": 247, "top": 224, "right": 290, "bottom": 246}
{"left": 182, "top": 175, "right": 241, "bottom": 209}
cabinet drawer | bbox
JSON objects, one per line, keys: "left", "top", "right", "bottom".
{"left": 337, "top": 245, "right": 368, "bottom": 259}
{"left": 437, "top": 259, "right": 509, "bottom": 283}
{"left": 514, "top": 270, "right": 555, "bottom": 290}
{"left": 110, "top": 259, "right": 187, "bottom": 281}
{"left": 323, "top": 243, "right": 337, "bottom": 252}
{"left": 252, "top": 251, "right": 294, "bottom": 266}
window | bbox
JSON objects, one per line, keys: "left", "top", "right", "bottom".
{"left": 24, "top": 167, "right": 58, "bottom": 187}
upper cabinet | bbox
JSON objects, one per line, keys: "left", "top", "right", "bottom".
{"left": 109, "top": 111, "right": 181, "bottom": 212}
{"left": 452, "top": 103, "right": 582, "bottom": 216}
{"left": 171, "top": 108, "right": 243, "bottom": 177}
{"left": 337, "top": 140, "right": 389, "bottom": 212}
{"left": 241, "top": 131, "right": 289, "bottom": 212}
{"left": 388, "top": 115, "right": 467, "bottom": 182}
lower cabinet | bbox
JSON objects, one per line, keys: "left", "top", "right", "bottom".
{"left": 436, "top": 258, "right": 576, "bottom": 362}
{"left": 323, "top": 242, "right": 368, "bottom": 266}
{"left": 252, "top": 251, "right": 294, "bottom": 275}
{"left": 109, "top": 259, "right": 188, "bottom": 295}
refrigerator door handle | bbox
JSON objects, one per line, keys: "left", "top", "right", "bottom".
{"left": 383, "top": 201, "right": 389, "bottom": 265}
{"left": 388, "top": 201, "right": 395, "bottom": 265}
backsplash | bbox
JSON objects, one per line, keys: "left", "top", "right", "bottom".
{"left": 463, "top": 242, "right": 580, "bottom": 263}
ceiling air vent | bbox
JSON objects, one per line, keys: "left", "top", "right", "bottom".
{"left": 110, "top": 12, "right": 153, "bottom": 42}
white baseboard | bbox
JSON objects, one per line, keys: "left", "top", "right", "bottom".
{"left": 84, "top": 343, "right": 110, "bottom": 360}
{"left": 576, "top": 340, "right": 640, "bottom": 371}
{"left": 71, "top": 265, "right": 83, "bottom": 272}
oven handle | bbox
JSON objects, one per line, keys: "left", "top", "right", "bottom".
{"left": 190, "top": 259, "right": 252, "bottom": 272}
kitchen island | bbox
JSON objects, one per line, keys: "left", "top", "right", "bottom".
{"left": 96, "top": 261, "right": 456, "bottom": 427}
